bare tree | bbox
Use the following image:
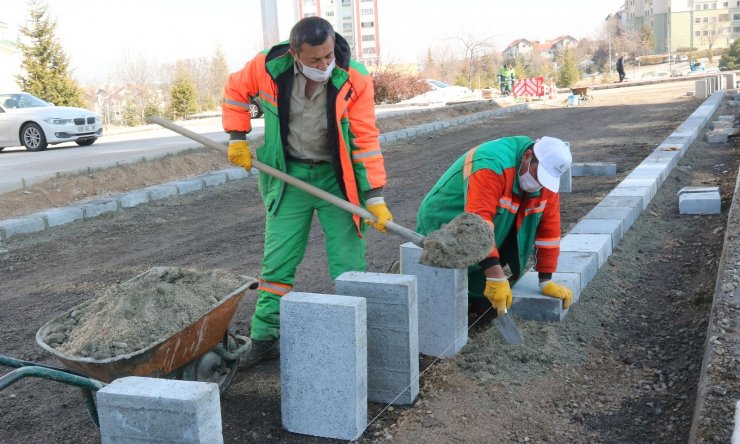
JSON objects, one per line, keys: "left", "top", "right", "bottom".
{"left": 699, "top": 15, "right": 730, "bottom": 61}
{"left": 450, "top": 31, "right": 496, "bottom": 89}
{"left": 115, "top": 51, "right": 160, "bottom": 125}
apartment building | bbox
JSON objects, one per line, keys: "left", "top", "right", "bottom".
{"left": 502, "top": 36, "right": 578, "bottom": 60}
{"left": 623, "top": 0, "right": 740, "bottom": 53}
{"left": 296, "top": 0, "right": 380, "bottom": 65}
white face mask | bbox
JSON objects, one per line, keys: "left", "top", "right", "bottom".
{"left": 519, "top": 156, "right": 542, "bottom": 193}
{"left": 298, "top": 59, "right": 335, "bottom": 82}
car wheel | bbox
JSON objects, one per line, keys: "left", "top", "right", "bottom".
{"left": 21, "top": 122, "right": 48, "bottom": 151}
{"left": 249, "top": 100, "right": 263, "bottom": 119}
{"left": 75, "top": 137, "right": 97, "bottom": 146}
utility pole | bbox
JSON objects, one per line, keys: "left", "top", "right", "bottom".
{"left": 605, "top": 14, "right": 612, "bottom": 76}
{"left": 261, "top": 0, "right": 280, "bottom": 49}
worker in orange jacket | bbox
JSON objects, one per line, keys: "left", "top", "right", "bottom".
{"left": 417, "top": 136, "right": 574, "bottom": 316}
{"left": 222, "top": 17, "right": 392, "bottom": 368}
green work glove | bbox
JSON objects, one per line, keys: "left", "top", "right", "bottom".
{"left": 484, "top": 277, "right": 512, "bottom": 316}
{"left": 539, "top": 280, "right": 573, "bottom": 309}
{"left": 365, "top": 198, "right": 393, "bottom": 232}
{"left": 228, "top": 140, "right": 252, "bottom": 170}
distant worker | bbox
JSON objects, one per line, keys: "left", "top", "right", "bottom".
{"left": 222, "top": 16, "right": 393, "bottom": 369}
{"left": 416, "top": 136, "right": 575, "bottom": 318}
{"left": 616, "top": 54, "right": 626, "bottom": 83}
{"left": 498, "top": 61, "right": 516, "bottom": 96}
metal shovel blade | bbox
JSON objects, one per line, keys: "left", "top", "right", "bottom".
{"left": 492, "top": 310, "right": 523, "bottom": 345}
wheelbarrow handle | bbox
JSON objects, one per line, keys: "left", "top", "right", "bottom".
{"left": 147, "top": 116, "right": 425, "bottom": 247}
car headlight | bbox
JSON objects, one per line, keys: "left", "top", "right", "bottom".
{"left": 44, "top": 117, "right": 74, "bottom": 125}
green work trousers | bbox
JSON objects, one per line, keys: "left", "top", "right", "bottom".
{"left": 250, "top": 161, "right": 366, "bottom": 340}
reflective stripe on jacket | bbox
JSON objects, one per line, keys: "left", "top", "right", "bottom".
{"left": 416, "top": 136, "right": 561, "bottom": 281}
{"left": 222, "top": 35, "right": 386, "bottom": 233}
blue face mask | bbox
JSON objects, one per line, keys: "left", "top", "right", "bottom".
{"left": 519, "top": 156, "right": 542, "bottom": 193}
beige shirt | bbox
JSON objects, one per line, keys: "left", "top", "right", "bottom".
{"left": 286, "top": 64, "right": 332, "bottom": 162}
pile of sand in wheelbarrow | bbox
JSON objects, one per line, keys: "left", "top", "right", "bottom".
{"left": 43, "top": 267, "right": 246, "bottom": 360}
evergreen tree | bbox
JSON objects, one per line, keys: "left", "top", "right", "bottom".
{"left": 168, "top": 72, "right": 198, "bottom": 121}
{"left": 719, "top": 39, "right": 740, "bottom": 71}
{"left": 16, "top": 0, "right": 84, "bottom": 107}
{"left": 556, "top": 47, "right": 580, "bottom": 88}
{"left": 122, "top": 103, "right": 141, "bottom": 127}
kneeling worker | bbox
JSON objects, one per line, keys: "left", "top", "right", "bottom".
{"left": 416, "top": 136, "right": 574, "bottom": 316}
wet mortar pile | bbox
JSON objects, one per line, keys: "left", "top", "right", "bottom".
{"left": 419, "top": 212, "right": 494, "bottom": 268}
{"left": 43, "top": 267, "right": 245, "bottom": 359}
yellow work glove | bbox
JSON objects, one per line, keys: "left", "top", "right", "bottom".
{"left": 484, "top": 277, "right": 512, "bottom": 316}
{"left": 227, "top": 140, "right": 252, "bottom": 170}
{"left": 365, "top": 198, "right": 393, "bottom": 232}
{"left": 539, "top": 280, "right": 573, "bottom": 309}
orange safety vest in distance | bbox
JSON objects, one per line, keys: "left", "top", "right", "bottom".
{"left": 416, "top": 136, "right": 561, "bottom": 280}
{"left": 222, "top": 35, "right": 386, "bottom": 233}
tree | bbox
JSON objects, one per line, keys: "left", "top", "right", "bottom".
{"left": 167, "top": 71, "right": 198, "bottom": 120}
{"left": 16, "top": 0, "right": 84, "bottom": 107}
{"left": 719, "top": 39, "right": 740, "bottom": 70}
{"left": 451, "top": 31, "right": 496, "bottom": 90}
{"left": 556, "top": 47, "right": 580, "bottom": 88}
{"left": 698, "top": 16, "right": 730, "bottom": 61}
{"left": 116, "top": 51, "right": 159, "bottom": 126}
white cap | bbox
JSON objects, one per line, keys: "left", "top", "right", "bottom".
{"left": 533, "top": 137, "right": 572, "bottom": 192}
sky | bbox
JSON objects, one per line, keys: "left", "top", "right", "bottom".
{"left": 2, "top": 0, "right": 624, "bottom": 85}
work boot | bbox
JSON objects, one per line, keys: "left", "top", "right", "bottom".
{"left": 237, "top": 337, "right": 280, "bottom": 369}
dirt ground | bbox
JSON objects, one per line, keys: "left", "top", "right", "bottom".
{"left": 0, "top": 81, "right": 738, "bottom": 443}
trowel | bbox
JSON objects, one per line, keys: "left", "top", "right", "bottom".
{"left": 492, "top": 308, "right": 523, "bottom": 345}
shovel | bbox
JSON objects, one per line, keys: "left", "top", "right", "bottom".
{"left": 492, "top": 308, "right": 523, "bottom": 345}
{"left": 148, "top": 116, "right": 495, "bottom": 269}
{"left": 148, "top": 116, "right": 425, "bottom": 244}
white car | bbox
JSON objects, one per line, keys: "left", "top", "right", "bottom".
{"left": 404, "top": 79, "right": 474, "bottom": 104}
{"left": 0, "top": 92, "right": 103, "bottom": 152}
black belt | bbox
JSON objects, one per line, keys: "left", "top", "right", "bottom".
{"left": 286, "top": 155, "right": 330, "bottom": 165}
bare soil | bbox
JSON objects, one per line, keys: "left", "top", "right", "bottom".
{"left": 0, "top": 82, "right": 738, "bottom": 443}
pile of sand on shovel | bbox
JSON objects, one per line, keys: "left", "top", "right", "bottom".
{"left": 419, "top": 212, "right": 495, "bottom": 269}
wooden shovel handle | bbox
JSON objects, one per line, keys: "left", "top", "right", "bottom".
{"left": 148, "top": 116, "right": 425, "bottom": 246}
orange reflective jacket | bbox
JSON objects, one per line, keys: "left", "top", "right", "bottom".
{"left": 222, "top": 35, "right": 386, "bottom": 233}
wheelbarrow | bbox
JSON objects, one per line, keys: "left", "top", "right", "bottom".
{"left": 570, "top": 86, "right": 593, "bottom": 101}
{"left": 0, "top": 267, "right": 258, "bottom": 426}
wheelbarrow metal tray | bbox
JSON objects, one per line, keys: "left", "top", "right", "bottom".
{"left": 35, "top": 267, "right": 257, "bottom": 383}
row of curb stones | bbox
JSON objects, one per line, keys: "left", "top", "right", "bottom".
{"left": 0, "top": 103, "right": 532, "bottom": 243}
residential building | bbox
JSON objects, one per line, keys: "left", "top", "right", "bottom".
{"left": 296, "top": 0, "right": 380, "bottom": 65}
{"left": 623, "top": 0, "right": 736, "bottom": 53}
{"left": 502, "top": 36, "right": 578, "bottom": 60}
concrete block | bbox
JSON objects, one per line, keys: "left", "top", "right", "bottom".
{"left": 0, "top": 178, "right": 24, "bottom": 194}
{"left": 173, "top": 179, "right": 204, "bottom": 195}
{"left": 678, "top": 186, "right": 721, "bottom": 215}
{"left": 570, "top": 162, "right": 617, "bottom": 176}
{"left": 695, "top": 79, "right": 708, "bottom": 99}
{"left": 584, "top": 206, "right": 637, "bottom": 231}
{"left": 554, "top": 249, "right": 600, "bottom": 293}
{"left": 0, "top": 215, "right": 46, "bottom": 241}
{"left": 335, "top": 272, "right": 419, "bottom": 405}
{"left": 559, "top": 167, "right": 572, "bottom": 193}
{"left": 716, "top": 115, "right": 735, "bottom": 122}
{"left": 568, "top": 219, "right": 623, "bottom": 251}
{"left": 511, "top": 272, "right": 568, "bottom": 321}
{"left": 722, "top": 73, "right": 735, "bottom": 90}
{"left": 223, "top": 167, "right": 249, "bottom": 181}
{"left": 515, "top": 270, "right": 581, "bottom": 304}
{"left": 607, "top": 186, "right": 654, "bottom": 209}
{"left": 559, "top": 233, "right": 612, "bottom": 268}
{"left": 97, "top": 377, "right": 222, "bottom": 444}
{"left": 711, "top": 120, "right": 734, "bottom": 130}
{"left": 620, "top": 177, "right": 659, "bottom": 197}
{"left": 145, "top": 185, "right": 179, "bottom": 201}
{"left": 627, "top": 163, "right": 671, "bottom": 185}
{"left": 77, "top": 199, "right": 119, "bottom": 220}
{"left": 199, "top": 172, "right": 227, "bottom": 188}
{"left": 400, "top": 242, "right": 468, "bottom": 358}
{"left": 597, "top": 196, "right": 644, "bottom": 228}
{"left": 116, "top": 191, "right": 150, "bottom": 209}
{"left": 281, "top": 293, "right": 367, "bottom": 441}
{"left": 37, "top": 207, "right": 84, "bottom": 228}
{"left": 705, "top": 130, "right": 728, "bottom": 143}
